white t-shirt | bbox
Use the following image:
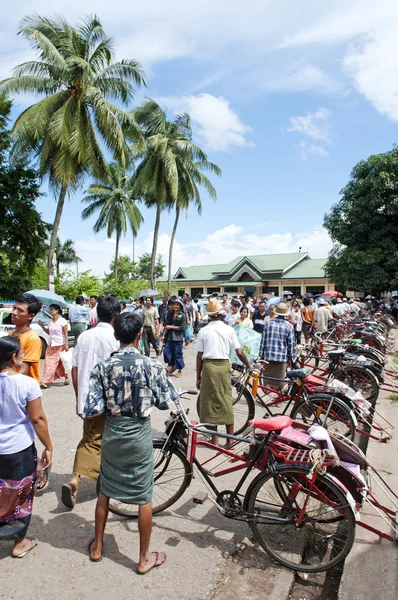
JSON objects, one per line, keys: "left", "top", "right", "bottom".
{"left": 88, "top": 306, "right": 98, "bottom": 326}
{"left": 48, "top": 316, "right": 68, "bottom": 346}
{"left": 224, "top": 311, "right": 240, "bottom": 326}
{"left": 0, "top": 372, "right": 42, "bottom": 453}
{"left": 196, "top": 320, "right": 241, "bottom": 359}
{"left": 72, "top": 322, "right": 120, "bottom": 414}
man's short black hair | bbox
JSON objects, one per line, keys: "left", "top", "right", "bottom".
{"left": 231, "top": 300, "right": 240, "bottom": 308}
{"left": 75, "top": 296, "right": 84, "bottom": 304}
{"left": 113, "top": 312, "right": 142, "bottom": 344}
{"left": 303, "top": 297, "right": 310, "bottom": 306}
{"left": 15, "top": 293, "right": 42, "bottom": 316}
{"left": 97, "top": 296, "right": 121, "bottom": 323}
{"left": 146, "top": 296, "right": 153, "bottom": 304}
{"left": 90, "top": 295, "right": 98, "bottom": 301}
{"left": 259, "top": 300, "right": 266, "bottom": 305}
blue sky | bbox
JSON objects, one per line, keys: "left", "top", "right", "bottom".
{"left": 2, "top": 0, "right": 398, "bottom": 275}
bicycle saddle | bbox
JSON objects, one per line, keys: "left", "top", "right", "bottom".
{"left": 327, "top": 349, "right": 346, "bottom": 359}
{"left": 286, "top": 367, "right": 311, "bottom": 380}
{"left": 249, "top": 416, "right": 292, "bottom": 432}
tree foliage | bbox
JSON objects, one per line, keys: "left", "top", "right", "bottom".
{"left": 136, "top": 252, "right": 165, "bottom": 281}
{"left": 55, "top": 237, "right": 81, "bottom": 277}
{"left": 324, "top": 146, "right": 398, "bottom": 293}
{"left": 1, "top": 14, "right": 145, "bottom": 274}
{"left": 55, "top": 269, "right": 103, "bottom": 299}
{"left": 0, "top": 93, "right": 49, "bottom": 298}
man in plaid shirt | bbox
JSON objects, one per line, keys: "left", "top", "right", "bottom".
{"left": 259, "top": 302, "right": 295, "bottom": 390}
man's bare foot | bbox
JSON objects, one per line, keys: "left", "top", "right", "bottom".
{"left": 137, "top": 551, "right": 166, "bottom": 575}
{"left": 11, "top": 537, "right": 38, "bottom": 558}
{"left": 88, "top": 538, "right": 103, "bottom": 562}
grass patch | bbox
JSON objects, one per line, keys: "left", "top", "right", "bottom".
{"left": 387, "top": 394, "right": 398, "bottom": 403}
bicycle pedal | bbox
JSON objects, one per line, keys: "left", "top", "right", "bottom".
{"left": 192, "top": 492, "right": 208, "bottom": 505}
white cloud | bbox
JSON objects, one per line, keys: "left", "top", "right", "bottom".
{"left": 157, "top": 94, "right": 252, "bottom": 152}
{"left": 72, "top": 224, "right": 333, "bottom": 276}
{"left": 260, "top": 65, "right": 344, "bottom": 95}
{"left": 288, "top": 108, "right": 332, "bottom": 159}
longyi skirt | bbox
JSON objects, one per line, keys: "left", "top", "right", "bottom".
{"left": 100, "top": 416, "right": 153, "bottom": 505}
{"left": 0, "top": 444, "right": 37, "bottom": 540}
{"left": 198, "top": 359, "right": 233, "bottom": 425}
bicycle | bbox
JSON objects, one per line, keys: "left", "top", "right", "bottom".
{"left": 103, "top": 389, "right": 357, "bottom": 573}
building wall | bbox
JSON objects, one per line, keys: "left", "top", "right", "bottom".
{"left": 176, "top": 278, "right": 334, "bottom": 297}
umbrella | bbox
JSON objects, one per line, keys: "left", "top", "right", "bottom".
{"left": 26, "top": 289, "right": 70, "bottom": 309}
{"left": 282, "top": 290, "right": 293, "bottom": 295}
{"left": 304, "top": 292, "right": 314, "bottom": 298}
{"left": 137, "top": 289, "right": 160, "bottom": 298}
{"left": 267, "top": 296, "right": 281, "bottom": 306}
{"left": 261, "top": 293, "right": 273, "bottom": 300}
{"left": 323, "top": 290, "right": 342, "bottom": 297}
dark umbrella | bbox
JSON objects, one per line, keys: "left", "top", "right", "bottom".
{"left": 304, "top": 292, "right": 314, "bottom": 298}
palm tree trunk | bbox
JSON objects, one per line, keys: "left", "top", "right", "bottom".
{"left": 167, "top": 206, "right": 180, "bottom": 295}
{"left": 47, "top": 185, "right": 68, "bottom": 286}
{"left": 150, "top": 204, "right": 162, "bottom": 289}
{"left": 115, "top": 230, "right": 120, "bottom": 281}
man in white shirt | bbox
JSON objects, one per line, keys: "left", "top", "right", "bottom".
{"left": 314, "top": 298, "right": 333, "bottom": 333}
{"left": 61, "top": 296, "right": 121, "bottom": 509}
{"left": 88, "top": 295, "right": 98, "bottom": 327}
{"left": 196, "top": 300, "right": 250, "bottom": 446}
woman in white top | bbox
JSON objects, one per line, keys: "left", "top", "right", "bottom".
{"left": 0, "top": 336, "right": 52, "bottom": 558}
{"left": 224, "top": 299, "right": 240, "bottom": 326}
{"left": 237, "top": 306, "right": 253, "bottom": 328}
{"left": 39, "top": 304, "right": 69, "bottom": 389}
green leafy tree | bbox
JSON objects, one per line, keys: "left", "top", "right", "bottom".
{"left": 324, "top": 146, "right": 398, "bottom": 293}
{"left": 82, "top": 162, "right": 143, "bottom": 280}
{"left": 0, "top": 93, "right": 49, "bottom": 298}
{"left": 1, "top": 14, "right": 145, "bottom": 279}
{"left": 105, "top": 254, "right": 138, "bottom": 281}
{"left": 137, "top": 252, "right": 165, "bottom": 281}
{"left": 56, "top": 269, "right": 103, "bottom": 299}
{"left": 55, "top": 237, "right": 81, "bottom": 277}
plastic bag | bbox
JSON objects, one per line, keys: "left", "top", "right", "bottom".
{"left": 185, "top": 323, "right": 194, "bottom": 341}
{"left": 230, "top": 323, "right": 261, "bottom": 365}
{"left": 60, "top": 348, "right": 73, "bottom": 374}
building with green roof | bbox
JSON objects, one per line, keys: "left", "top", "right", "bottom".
{"left": 170, "top": 252, "right": 333, "bottom": 297}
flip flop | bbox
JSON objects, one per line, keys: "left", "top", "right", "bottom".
{"left": 12, "top": 537, "right": 38, "bottom": 559}
{"left": 87, "top": 538, "right": 103, "bottom": 562}
{"left": 61, "top": 484, "right": 77, "bottom": 509}
{"left": 35, "top": 466, "right": 51, "bottom": 493}
{"left": 137, "top": 551, "right": 166, "bottom": 575}
{"left": 174, "top": 372, "right": 182, "bottom": 378}
{"left": 40, "top": 383, "right": 48, "bottom": 389}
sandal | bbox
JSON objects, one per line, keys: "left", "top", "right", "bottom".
{"left": 137, "top": 551, "right": 166, "bottom": 575}
{"left": 61, "top": 484, "right": 77, "bottom": 509}
{"left": 40, "top": 383, "right": 48, "bottom": 389}
{"left": 87, "top": 538, "right": 103, "bottom": 562}
{"left": 35, "top": 466, "right": 51, "bottom": 493}
{"left": 12, "top": 537, "right": 38, "bottom": 559}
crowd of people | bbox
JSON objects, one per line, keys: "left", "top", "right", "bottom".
{"left": 0, "top": 288, "right": 395, "bottom": 570}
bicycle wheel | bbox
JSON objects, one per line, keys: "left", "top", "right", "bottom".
{"left": 335, "top": 364, "right": 380, "bottom": 404}
{"left": 290, "top": 394, "right": 356, "bottom": 441}
{"left": 245, "top": 464, "right": 356, "bottom": 573}
{"left": 104, "top": 439, "right": 192, "bottom": 518}
{"left": 196, "top": 378, "right": 255, "bottom": 436}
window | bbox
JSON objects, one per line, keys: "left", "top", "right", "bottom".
{"left": 306, "top": 285, "right": 325, "bottom": 295}
{"left": 191, "top": 287, "right": 203, "bottom": 298}
{"left": 262, "top": 286, "right": 279, "bottom": 295}
{"left": 177, "top": 289, "right": 186, "bottom": 297}
{"left": 207, "top": 287, "right": 220, "bottom": 294}
{"left": 224, "top": 286, "right": 238, "bottom": 293}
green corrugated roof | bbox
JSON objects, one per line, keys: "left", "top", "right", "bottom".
{"left": 173, "top": 252, "right": 308, "bottom": 281}
{"left": 281, "top": 258, "right": 327, "bottom": 279}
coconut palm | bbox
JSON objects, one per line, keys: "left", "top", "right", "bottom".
{"left": 54, "top": 237, "right": 81, "bottom": 277}
{"left": 81, "top": 162, "right": 143, "bottom": 280}
{"left": 131, "top": 100, "right": 221, "bottom": 288}
{"left": 0, "top": 14, "right": 145, "bottom": 278}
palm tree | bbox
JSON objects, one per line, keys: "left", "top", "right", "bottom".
{"left": 1, "top": 14, "right": 145, "bottom": 280}
{"left": 131, "top": 100, "right": 221, "bottom": 289}
{"left": 55, "top": 237, "right": 81, "bottom": 277}
{"left": 81, "top": 162, "right": 143, "bottom": 280}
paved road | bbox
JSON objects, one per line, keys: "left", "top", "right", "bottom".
{"left": 1, "top": 342, "right": 293, "bottom": 600}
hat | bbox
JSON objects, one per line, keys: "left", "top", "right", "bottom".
{"left": 172, "top": 298, "right": 183, "bottom": 307}
{"left": 318, "top": 298, "right": 326, "bottom": 305}
{"left": 206, "top": 300, "right": 226, "bottom": 316}
{"left": 274, "top": 302, "right": 290, "bottom": 317}
{"left": 337, "top": 298, "right": 342, "bottom": 303}
{"left": 342, "top": 297, "right": 347, "bottom": 302}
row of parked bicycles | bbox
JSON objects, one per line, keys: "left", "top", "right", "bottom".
{"left": 100, "top": 311, "right": 398, "bottom": 574}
